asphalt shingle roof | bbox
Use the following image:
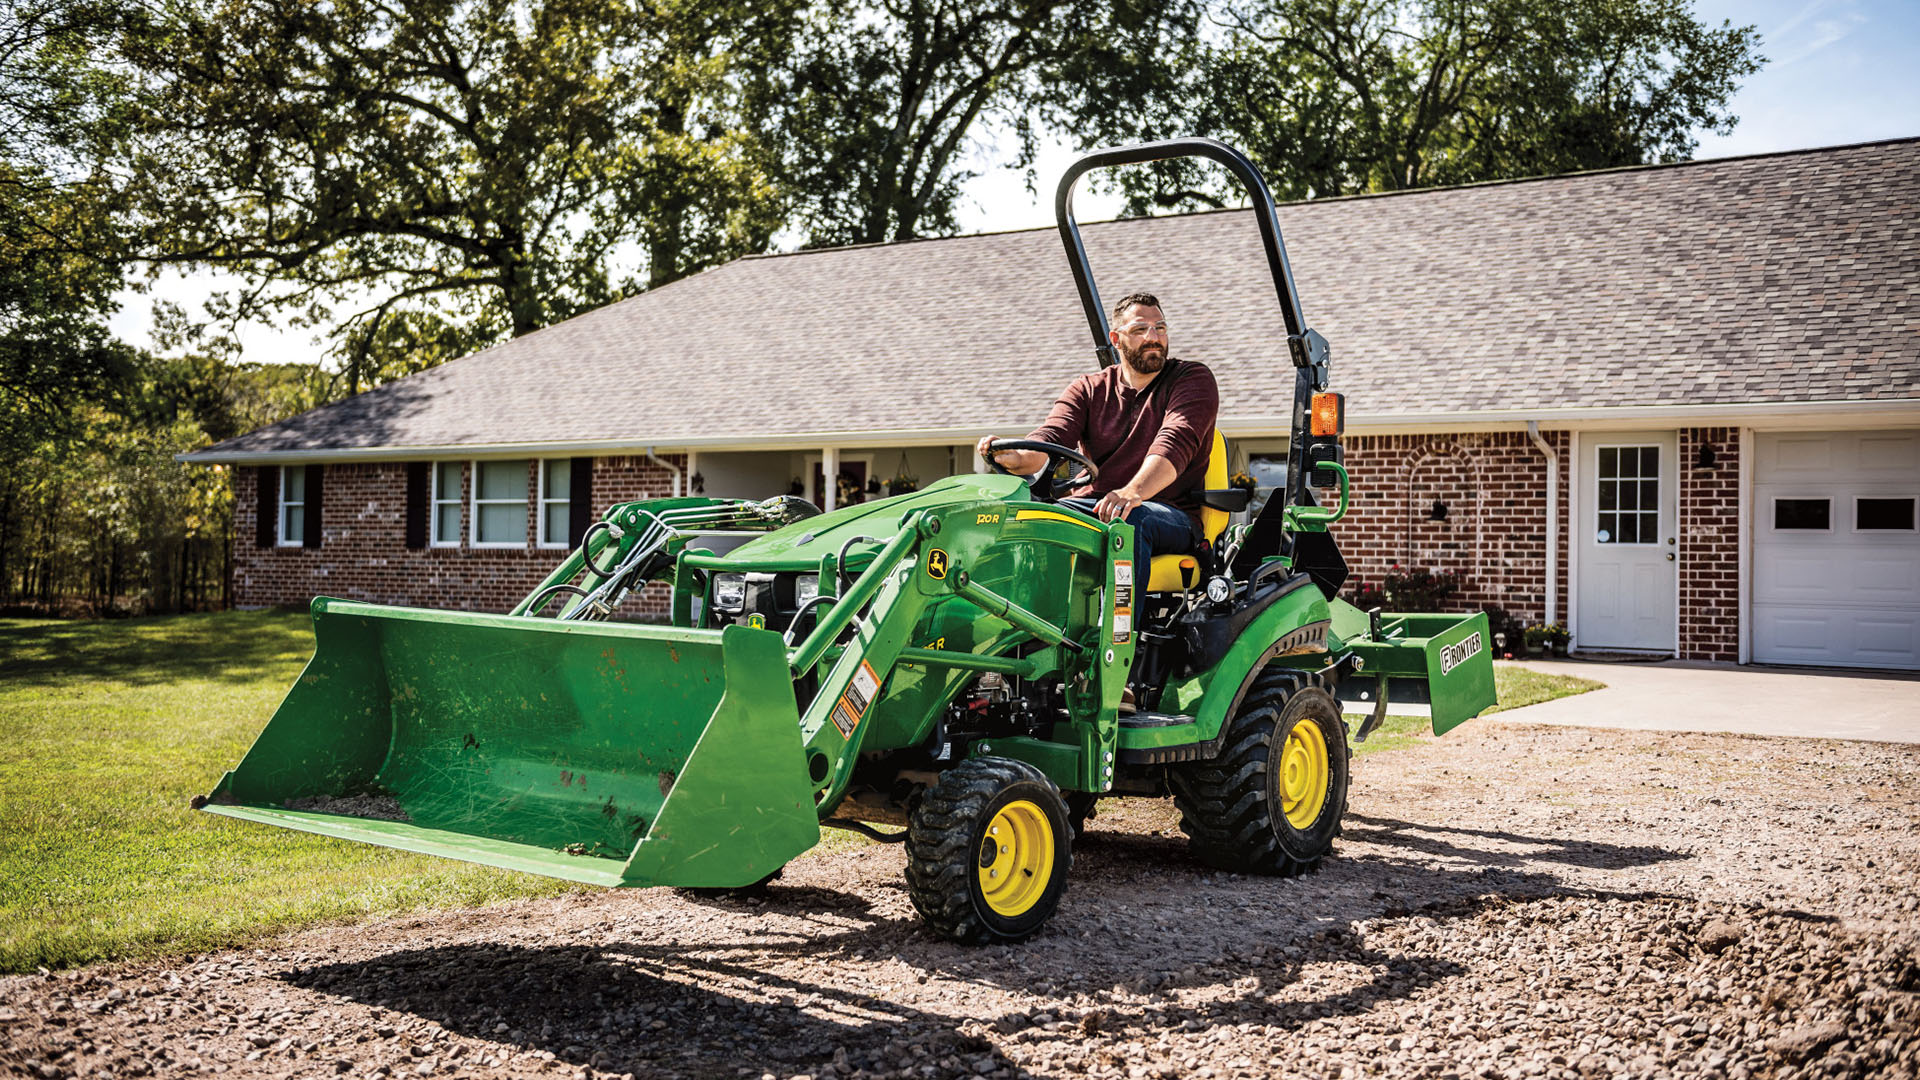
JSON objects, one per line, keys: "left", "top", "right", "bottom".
{"left": 194, "top": 139, "right": 1920, "bottom": 458}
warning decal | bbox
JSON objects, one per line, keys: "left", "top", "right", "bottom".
{"left": 1112, "top": 560, "right": 1133, "bottom": 644}
{"left": 830, "top": 659, "right": 883, "bottom": 739}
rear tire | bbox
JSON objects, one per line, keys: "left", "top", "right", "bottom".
{"left": 1169, "top": 668, "right": 1350, "bottom": 875}
{"left": 905, "top": 757, "right": 1072, "bottom": 944}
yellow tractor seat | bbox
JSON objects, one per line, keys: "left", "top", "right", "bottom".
{"left": 1144, "top": 429, "right": 1241, "bottom": 592}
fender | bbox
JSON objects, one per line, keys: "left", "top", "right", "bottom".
{"left": 1120, "top": 576, "right": 1334, "bottom": 764}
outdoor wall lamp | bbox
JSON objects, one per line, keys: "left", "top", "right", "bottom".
{"left": 1428, "top": 500, "right": 1449, "bottom": 522}
{"left": 1695, "top": 444, "right": 1718, "bottom": 469}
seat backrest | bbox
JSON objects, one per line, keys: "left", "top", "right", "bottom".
{"left": 1198, "top": 428, "right": 1229, "bottom": 544}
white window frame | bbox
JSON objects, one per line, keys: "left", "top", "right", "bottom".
{"left": 537, "top": 459, "right": 572, "bottom": 549}
{"left": 1768, "top": 494, "right": 1834, "bottom": 534}
{"left": 276, "top": 466, "right": 305, "bottom": 548}
{"left": 1852, "top": 494, "right": 1918, "bottom": 533}
{"left": 430, "top": 461, "right": 463, "bottom": 548}
{"left": 469, "top": 459, "right": 531, "bottom": 549}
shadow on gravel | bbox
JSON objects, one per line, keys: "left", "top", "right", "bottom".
{"left": 282, "top": 931, "right": 1016, "bottom": 1078}
{"left": 1344, "top": 813, "right": 1687, "bottom": 871}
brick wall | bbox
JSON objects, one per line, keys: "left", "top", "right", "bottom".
{"left": 1677, "top": 427, "right": 1741, "bottom": 660}
{"left": 1339, "top": 431, "right": 1571, "bottom": 633}
{"left": 233, "top": 455, "right": 687, "bottom": 616}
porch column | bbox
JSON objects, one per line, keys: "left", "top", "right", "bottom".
{"left": 821, "top": 446, "right": 839, "bottom": 511}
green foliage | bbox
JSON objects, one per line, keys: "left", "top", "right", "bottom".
{"left": 115, "top": 0, "right": 796, "bottom": 392}
{"left": 776, "top": 0, "right": 1198, "bottom": 246}
{"left": 0, "top": 611, "right": 582, "bottom": 972}
{"left": 1074, "top": 0, "right": 1764, "bottom": 209}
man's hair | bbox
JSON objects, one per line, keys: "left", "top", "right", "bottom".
{"left": 1110, "top": 292, "right": 1162, "bottom": 322}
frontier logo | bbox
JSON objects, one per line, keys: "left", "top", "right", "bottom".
{"left": 1438, "top": 631, "right": 1484, "bottom": 676}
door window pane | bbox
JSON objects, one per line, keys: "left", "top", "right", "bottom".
{"left": 1773, "top": 498, "right": 1830, "bottom": 530}
{"left": 1856, "top": 498, "right": 1914, "bottom": 531}
{"left": 1596, "top": 444, "right": 1660, "bottom": 544}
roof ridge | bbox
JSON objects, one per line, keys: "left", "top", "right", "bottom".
{"left": 737, "top": 135, "right": 1920, "bottom": 261}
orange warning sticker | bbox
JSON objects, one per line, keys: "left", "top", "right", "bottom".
{"left": 830, "top": 659, "right": 882, "bottom": 739}
{"left": 1112, "top": 560, "right": 1133, "bottom": 644}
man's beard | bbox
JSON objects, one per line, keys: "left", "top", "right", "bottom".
{"left": 1120, "top": 341, "right": 1167, "bottom": 373}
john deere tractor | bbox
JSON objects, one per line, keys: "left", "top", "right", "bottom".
{"left": 199, "top": 139, "right": 1495, "bottom": 944}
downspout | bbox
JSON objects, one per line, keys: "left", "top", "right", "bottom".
{"left": 644, "top": 446, "right": 683, "bottom": 497}
{"left": 1526, "top": 422, "right": 1558, "bottom": 627}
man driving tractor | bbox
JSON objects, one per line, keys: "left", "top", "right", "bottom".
{"left": 975, "top": 292, "right": 1220, "bottom": 571}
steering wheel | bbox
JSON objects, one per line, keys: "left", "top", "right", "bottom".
{"left": 985, "top": 439, "right": 1100, "bottom": 502}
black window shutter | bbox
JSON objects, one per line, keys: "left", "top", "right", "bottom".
{"left": 302, "top": 464, "right": 324, "bottom": 548}
{"left": 568, "top": 457, "right": 594, "bottom": 547}
{"left": 405, "top": 462, "right": 429, "bottom": 550}
{"left": 256, "top": 466, "right": 276, "bottom": 548}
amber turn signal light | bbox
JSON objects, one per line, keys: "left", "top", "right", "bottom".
{"left": 1310, "top": 392, "right": 1345, "bottom": 437}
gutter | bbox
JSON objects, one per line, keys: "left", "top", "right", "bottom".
{"left": 1526, "top": 421, "right": 1559, "bottom": 627}
{"left": 172, "top": 397, "right": 1920, "bottom": 465}
{"left": 645, "top": 446, "right": 684, "bottom": 497}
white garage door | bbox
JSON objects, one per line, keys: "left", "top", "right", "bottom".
{"left": 1753, "top": 430, "right": 1920, "bottom": 670}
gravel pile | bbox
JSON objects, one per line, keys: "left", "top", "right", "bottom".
{"left": 3, "top": 723, "right": 1915, "bottom": 1080}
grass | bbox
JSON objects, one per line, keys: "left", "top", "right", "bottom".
{"left": 0, "top": 612, "right": 1605, "bottom": 974}
{"left": 1347, "top": 664, "right": 1604, "bottom": 756}
{"left": 0, "top": 611, "right": 582, "bottom": 975}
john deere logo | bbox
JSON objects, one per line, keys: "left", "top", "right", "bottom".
{"left": 925, "top": 549, "right": 950, "bottom": 579}
{"left": 746, "top": 613, "right": 767, "bottom": 629}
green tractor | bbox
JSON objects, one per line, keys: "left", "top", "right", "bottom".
{"left": 199, "top": 140, "right": 1495, "bottom": 944}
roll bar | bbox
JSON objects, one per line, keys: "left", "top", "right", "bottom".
{"left": 1052, "top": 138, "right": 1332, "bottom": 560}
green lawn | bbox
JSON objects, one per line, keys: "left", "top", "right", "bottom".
{"left": 0, "top": 611, "right": 582, "bottom": 974}
{"left": 1347, "top": 663, "right": 1604, "bottom": 755}
{"left": 0, "top": 612, "right": 1603, "bottom": 974}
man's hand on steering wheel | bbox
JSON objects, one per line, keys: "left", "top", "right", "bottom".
{"left": 977, "top": 438, "right": 1099, "bottom": 502}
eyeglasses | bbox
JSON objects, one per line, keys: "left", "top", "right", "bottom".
{"left": 1119, "top": 321, "right": 1169, "bottom": 336}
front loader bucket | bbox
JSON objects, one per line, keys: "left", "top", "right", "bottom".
{"left": 201, "top": 599, "right": 819, "bottom": 888}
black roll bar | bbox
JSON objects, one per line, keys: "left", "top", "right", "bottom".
{"left": 1052, "top": 138, "right": 1331, "bottom": 560}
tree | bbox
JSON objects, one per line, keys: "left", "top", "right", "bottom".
{"left": 115, "top": 0, "right": 798, "bottom": 393}
{"left": 775, "top": 0, "right": 1198, "bottom": 246}
{"left": 1071, "top": 0, "right": 1763, "bottom": 209}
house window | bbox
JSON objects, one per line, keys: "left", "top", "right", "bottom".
{"left": 431, "top": 462, "right": 463, "bottom": 546}
{"left": 277, "top": 467, "right": 305, "bottom": 547}
{"left": 538, "top": 460, "right": 571, "bottom": 548}
{"left": 472, "top": 459, "right": 529, "bottom": 547}
{"left": 1773, "top": 497, "right": 1830, "bottom": 531}
{"left": 1857, "top": 497, "right": 1915, "bottom": 531}
{"left": 1596, "top": 445, "right": 1660, "bottom": 544}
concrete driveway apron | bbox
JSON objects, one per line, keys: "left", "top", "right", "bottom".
{"left": 1488, "top": 659, "right": 1920, "bottom": 744}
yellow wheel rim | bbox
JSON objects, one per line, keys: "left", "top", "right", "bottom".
{"left": 977, "top": 799, "right": 1055, "bottom": 917}
{"left": 1280, "top": 720, "right": 1330, "bottom": 830}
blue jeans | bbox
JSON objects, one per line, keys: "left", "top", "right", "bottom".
{"left": 1058, "top": 497, "right": 1199, "bottom": 571}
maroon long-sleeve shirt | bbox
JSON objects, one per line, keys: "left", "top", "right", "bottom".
{"left": 1026, "top": 359, "right": 1220, "bottom": 523}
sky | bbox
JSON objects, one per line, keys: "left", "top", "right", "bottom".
{"left": 104, "top": 0, "right": 1920, "bottom": 369}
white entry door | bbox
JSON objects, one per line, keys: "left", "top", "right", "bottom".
{"left": 1578, "top": 432, "right": 1678, "bottom": 651}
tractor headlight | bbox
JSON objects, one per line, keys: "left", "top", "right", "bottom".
{"left": 794, "top": 574, "right": 820, "bottom": 604}
{"left": 713, "top": 573, "right": 747, "bottom": 612}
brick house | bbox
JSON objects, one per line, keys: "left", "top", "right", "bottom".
{"left": 185, "top": 139, "right": 1920, "bottom": 670}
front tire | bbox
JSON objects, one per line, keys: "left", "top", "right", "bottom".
{"left": 905, "top": 757, "right": 1072, "bottom": 944}
{"left": 1168, "top": 668, "right": 1351, "bottom": 875}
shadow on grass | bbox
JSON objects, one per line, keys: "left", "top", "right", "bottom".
{"left": 0, "top": 609, "right": 314, "bottom": 689}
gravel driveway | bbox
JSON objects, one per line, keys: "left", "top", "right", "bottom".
{"left": 4, "top": 723, "right": 1916, "bottom": 1080}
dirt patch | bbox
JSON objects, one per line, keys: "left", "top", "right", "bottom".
{"left": 283, "top": 793, "right": 411, "bottom": 822}
{"left": 3, "top": 724, "right": 1916, "bottom": 1080}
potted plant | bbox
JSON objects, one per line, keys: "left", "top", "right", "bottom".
{"left": 1546, "top": 623, "right": 1570, "bottom": 656}
{"left": 1523, "top": 624, "right": 1551, "bottom": 657}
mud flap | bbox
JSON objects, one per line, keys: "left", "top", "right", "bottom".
{"left": 200, "top": 599, "right": 819, "bottom": 888}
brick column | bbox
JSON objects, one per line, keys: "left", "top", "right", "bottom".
{"left": 1677, "top": 427, "right": 1741, "bottom": 660}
